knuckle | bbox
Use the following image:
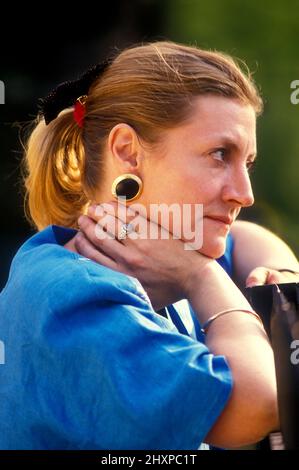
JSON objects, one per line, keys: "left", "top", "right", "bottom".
{"left": 136, "top": 241, "right": 148, "bottom": 255}
{"left": 129, "top": 254, "right": 144, "bottom": 269}
{"left": 81, "top": 220, "right": 97, "bottom": 242}
{"left": 75, "top": 233, "right": 90, "bottom": 251}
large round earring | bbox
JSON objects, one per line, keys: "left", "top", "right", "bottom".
{"left": 111, "top": 174, "right": 143, "bottom": 202}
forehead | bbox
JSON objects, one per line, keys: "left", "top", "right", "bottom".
{"left": 175, "top": 95, "right": 257, "bottom": 148}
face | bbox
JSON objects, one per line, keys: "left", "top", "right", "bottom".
{"left": 140, "top": 95, "right": 257, "bottom": 258}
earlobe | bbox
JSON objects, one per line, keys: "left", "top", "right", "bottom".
{"left": 108, "top": 123, "right": 141, "bottom": 171}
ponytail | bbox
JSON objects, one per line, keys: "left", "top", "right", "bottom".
{"left": 23, "top": 110, "right": 89, "bottom": 230}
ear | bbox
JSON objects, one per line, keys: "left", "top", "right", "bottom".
{"left": 108, "top": 123, "right": 143, "bottom": 172}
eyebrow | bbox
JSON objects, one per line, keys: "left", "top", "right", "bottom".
{"left": 217, "top": 136, "right": 257, "bottom": 160}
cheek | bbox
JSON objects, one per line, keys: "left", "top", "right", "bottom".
{"left": 177, "top": 164, "right": 220, "bottom": 201}
{"left": 167, "top": 171, "right": 217, "bottom": 204}
{"left": 143, "top": 171, "right": 188, "bottom": 204}
{"left": 144, "top": 152, "right": 219, "bottom": 204}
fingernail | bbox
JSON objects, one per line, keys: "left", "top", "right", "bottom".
{"left": 246, "top": 281, "right": 259, "bottom": 288}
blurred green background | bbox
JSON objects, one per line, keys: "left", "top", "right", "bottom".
{"left": 0, "top": 0, "right": 298, "bottom": 288}
{"left": 164, "top": 0, "right": 299, "bottom": 254}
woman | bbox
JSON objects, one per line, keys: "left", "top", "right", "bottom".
{"left": 0, "top": 41, "right": 298, "bottom": 450}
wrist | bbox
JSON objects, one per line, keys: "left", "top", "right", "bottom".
{"left": 183, "top": 258, "right": 216, "bottom": 300}
{"left": 184, "top": 260, "right": 253, "bottom": 325}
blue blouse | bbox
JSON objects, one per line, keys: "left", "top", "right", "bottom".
{"left": 0, "top": 225, "right": 234, "bottom": 450}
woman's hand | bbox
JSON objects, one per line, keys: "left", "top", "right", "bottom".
{"left": 246, "top": 266, "right": 299, "bottom": 287}
{"left": 231, "top": 220, "right": 299, "bottom": 289}
{"left": 73, "top": 202, "right": 211, "bottom": 310}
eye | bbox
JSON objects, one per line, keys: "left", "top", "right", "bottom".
{"left": 211, "top": 148, "right": 227, "bottom": 162}
{"left": 246, "top": 160, "right": 256, "bottom": 174}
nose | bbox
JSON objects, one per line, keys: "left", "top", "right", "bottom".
{"left": 222, "top": 167, "right": 255, "bottom": 208}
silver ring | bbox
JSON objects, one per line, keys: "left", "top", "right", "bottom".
{"left": 118, "top": 223, "right": 134, "bottom": 240}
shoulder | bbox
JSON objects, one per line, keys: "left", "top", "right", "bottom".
{"left": 0, "top": 229, "right": 233, "bottom": 450}
{"left": 6, "top": 225, "right": 152, "bottom": 315}
{"left": 230, "top": 219, "right": 292, "bottom": 250}
{"left": 230, "top": 220, "right": 270, "bottom": 237}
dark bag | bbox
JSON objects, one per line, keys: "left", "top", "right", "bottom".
{"left": 246, "top": 282, "right": 299, "bottom": 449}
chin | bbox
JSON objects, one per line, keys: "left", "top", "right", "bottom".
{"left": 198, "top": 236, "right": 227, "bottom": 259}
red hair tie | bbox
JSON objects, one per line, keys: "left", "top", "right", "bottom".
{"left": 73, "top": 95, "right": 87, "bottom": 128}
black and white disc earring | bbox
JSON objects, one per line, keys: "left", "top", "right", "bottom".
{"left": 111, "top": 174, "right": 143, "bottom": 202}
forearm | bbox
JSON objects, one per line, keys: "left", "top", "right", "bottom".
{"left": 186, "top": 262, "right": 279, "bottom": 447}
{"left": 187, "top": 261, "right": 274, "bottom": 360}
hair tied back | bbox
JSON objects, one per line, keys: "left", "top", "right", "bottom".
{"left": 38, "top": 60, "right": 110, "bottom": 125}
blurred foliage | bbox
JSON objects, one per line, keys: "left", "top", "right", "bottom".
{"left": 164, "top": 0, "right": 299, "bottom": 256}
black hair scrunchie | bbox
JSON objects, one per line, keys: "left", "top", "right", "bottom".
{"left": 38, "top": 60, "right": 109, "bottom": 125}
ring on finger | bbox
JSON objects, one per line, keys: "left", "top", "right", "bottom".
{"left": 118, "top": 223, "right": 135, "bottom": 240}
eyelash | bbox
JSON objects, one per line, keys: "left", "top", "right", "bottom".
{"left": 211, "top": 148, "right": 256, "bottom": 174}
{"left": 246, "top": 160, "right": 256, "bottom": 173}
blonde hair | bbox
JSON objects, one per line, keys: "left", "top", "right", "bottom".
{"left": 23, "top": 41, "right": 263, "bottom": 230}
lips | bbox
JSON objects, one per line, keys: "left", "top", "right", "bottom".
{"left": 205, "top": 215, "right": 233, "bottom": 225}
